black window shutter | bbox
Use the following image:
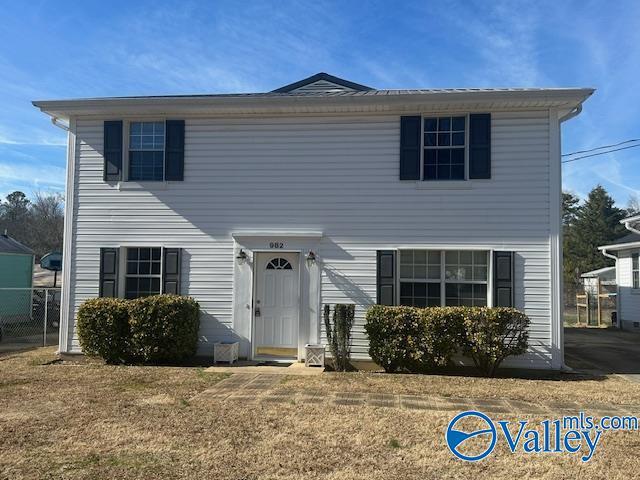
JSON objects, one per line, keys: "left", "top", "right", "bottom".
{"left": 469, "top": 113, "right": 491, "bottom": 179}
{"left": 99, "top": 248, "right": 119, "bottom": 297}
{"left": 103, "top": 121, "right": 123, "bottom": 181}
{"left": 399, "top": 116, "right": 421, "bottom": 180}
{"left": 163, "top": 248, "right": 182, "bottom": 295}
{"left": 493, "top": 251, "right": 514, "bottom": 307}
{"left": 165, "top": 120, "right": 185, "bottom": 181}
{"left": 377, "top": 251, "right": 397, "bottom": 305}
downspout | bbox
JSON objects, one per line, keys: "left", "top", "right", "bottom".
{"left": 601, "top": 248, "right": 621, "bottom": 329}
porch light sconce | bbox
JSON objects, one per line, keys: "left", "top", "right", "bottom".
{"left": 236, "top": 249, "right": 248, "bottom": 264}
{"left": 306, "top": 250, "right": 317, "bottom": 265}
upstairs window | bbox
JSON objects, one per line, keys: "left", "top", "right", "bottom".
{"left": 129, "top": 121, "right": 164, "bottom": 181}
{"left": 633, "top": 253, "right": 639, "bottom": 290}
{"left": 423, "top": 116, "right": 466, "bottom": 181}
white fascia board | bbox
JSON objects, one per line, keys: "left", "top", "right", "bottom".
{"left": 32, "top": 88, "right": 594, "bottom": 120}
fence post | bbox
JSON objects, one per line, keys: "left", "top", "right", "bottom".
{"left": 43, "top": 289, "right": 48, "bottom": 347}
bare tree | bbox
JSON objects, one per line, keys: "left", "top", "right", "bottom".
{"left": 627, "top": 194, "right": 640, "bottom": 217}
{"left": 28, "top": 191, "right": 64, "bottom": 258}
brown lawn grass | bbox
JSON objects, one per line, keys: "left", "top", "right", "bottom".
{"left": 1, "top": 347, "right": 639, "bottom": 479}
{"left": 278, "top": 370, "right": 640, "bottom": 405}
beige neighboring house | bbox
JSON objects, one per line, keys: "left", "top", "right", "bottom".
{"left": 599, "top": 215, "right": 640, "bottom": 330}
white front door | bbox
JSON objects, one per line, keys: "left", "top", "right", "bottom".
{"left": 254, "top": 252, "right": 299, "bottom": 358}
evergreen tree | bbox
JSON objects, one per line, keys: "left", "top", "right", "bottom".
{"left": 0, "top": 191, "right": 31, "bottom": 242}
{"left": 563, "top": 191, "right": 581, "bottom": 226}
{"left": 564, "top": 185, "right": 627, "bottom": 289}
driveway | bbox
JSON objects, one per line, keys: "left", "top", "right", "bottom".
{"left": 565, "top": 327, "right": 640, "bottom": 382}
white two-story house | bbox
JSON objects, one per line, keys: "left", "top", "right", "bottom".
{"left": 34, "top": 72, "right": 593, "bottom": 369}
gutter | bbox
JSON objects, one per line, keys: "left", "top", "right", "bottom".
{"left": 598, "top": 241, "right": 640, "bottom": 251}
{"left": 47, "top": 115, "right": 69, "bottom": 131}
{"left": 559, "top": 105, "right": 582, "bottom": 123}
{"left": 622, "top": 220, "right": 640, "bottom": 236}
{"left": 32, "top": 88, "right": 595, "bottom": 119}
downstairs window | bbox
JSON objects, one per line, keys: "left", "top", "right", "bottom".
{"left": 399, "top": 250, "right": 489, "bottom": 307}
{"left": 125, "top": 247, "right": 162, "bottom": 298}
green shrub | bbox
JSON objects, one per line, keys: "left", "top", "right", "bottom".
{"left": 128, "top": 295, "right": 200, "bottom": 363}
{"left": 324, "top": 304, "right": 355, "bottom": 371}
{"left": 76, "top": 295, "right": 200, "bottom": 364}
{"left": 364, "top": 306, "right": 530, "bottom": 375}
{"left": 459, "top": 307, "right": 530, "bottom": 377}
{"left": 420, "top": 307, "right": 465, "bottom": 368}
{"left": 365, "top": 305, "right": 460, "bottom": 372}
{"left": 77, "top": 298, "right": 131, "bottom": 364}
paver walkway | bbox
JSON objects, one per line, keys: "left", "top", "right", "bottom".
{"left": 192, "top": 373, "right": 640, "bottom": 416}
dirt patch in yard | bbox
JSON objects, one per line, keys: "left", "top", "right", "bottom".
{"left": 1, "top": 348, "right": 639, "bottom": 479}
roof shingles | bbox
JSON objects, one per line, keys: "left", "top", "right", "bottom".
{"left": 0, "top": 234, "right": 34, "bottom": 255}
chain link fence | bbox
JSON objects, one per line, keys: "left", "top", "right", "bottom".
{"left": 0, "top": 288, "right": 61, "bottom": 354}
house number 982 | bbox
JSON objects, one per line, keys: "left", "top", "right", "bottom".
{"left": 269, "top": 242, "right": 284, "bottom": 249}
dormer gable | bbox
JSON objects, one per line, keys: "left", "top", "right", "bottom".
{"left": 271, "top": 72, "right": 374, "bottom": 93}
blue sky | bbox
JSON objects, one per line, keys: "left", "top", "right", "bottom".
{"left": 1, "top": 0, "right": 639, "bottom": 206}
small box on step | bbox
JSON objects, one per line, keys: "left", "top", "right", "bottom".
{"left": 214, "top": 342, "right": 239, "bottom": 364}
{"left": 305, "top": 344, "right": 325, "bottom": 367}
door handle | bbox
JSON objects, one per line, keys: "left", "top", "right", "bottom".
{"left": 255, "top": 307, "right": 261, "bottom": 317}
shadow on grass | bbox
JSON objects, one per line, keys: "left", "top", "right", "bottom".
{"left": 347, "top": 360, "right": 609, "bottom": 382}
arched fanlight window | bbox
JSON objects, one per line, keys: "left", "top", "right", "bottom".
{"left": 266, "top": 258, "right": 293, "bottom": 270}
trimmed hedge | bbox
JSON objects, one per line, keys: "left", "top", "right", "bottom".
{"left": 364, "top": 306, "right": 461, "bottom": 373}
{"left": 459, "top": 307, "right": 529, "bottom": 376}
{"left": 128, "top": 295, "right": 200, "bottom": 363}
{"left": 77, "top": 298, "right": 130, "bottom": 364}
{"left": 77, "top": 295, "right": 200, "bottom": 364}
{"left": 365, "top": 306, "right": 529, "bottom": 376}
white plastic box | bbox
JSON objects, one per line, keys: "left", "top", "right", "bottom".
{"left": 304, "top": 344, "right": 325, "bottom": 367}
{"left": 214, "top": 342, "right": 239, "bottom": 364}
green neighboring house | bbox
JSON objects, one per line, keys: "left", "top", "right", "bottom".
{"left": 0, "top": 233, "right": 35, "bottom": 329}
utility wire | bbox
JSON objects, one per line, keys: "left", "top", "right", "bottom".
{"left": 562, "top": 138, "right": 640, "bottom": 157}
{"left": 561, "top": 143, "right": 640, "bottom": 163}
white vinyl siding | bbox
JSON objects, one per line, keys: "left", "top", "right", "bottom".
{"left": 616, "top": 250, "right": 640, "bottom": 328}
{"left": 65, "top": 109, "right": 555, "bottom": 368}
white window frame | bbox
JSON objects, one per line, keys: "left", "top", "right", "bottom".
{"left": 633, "top": 252, "right": 639, "bottom": 290}
{"left": 420, "top": 114, "right": 470, "bottom": 182}
{"left": 398, "top": 248, "right": 491, "bottom": 307}
{"left": 117, "top": 246, "right": 164, "bottom": 298}
{"left": 122, "top": 119, "right": 166, "bottom": 182}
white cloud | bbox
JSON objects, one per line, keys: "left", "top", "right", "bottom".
{"left": 0, "top": 162, "right": 66, "bottom": 190}
{"left": 0, "top": 126, "right": 66, "bottom": 147}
